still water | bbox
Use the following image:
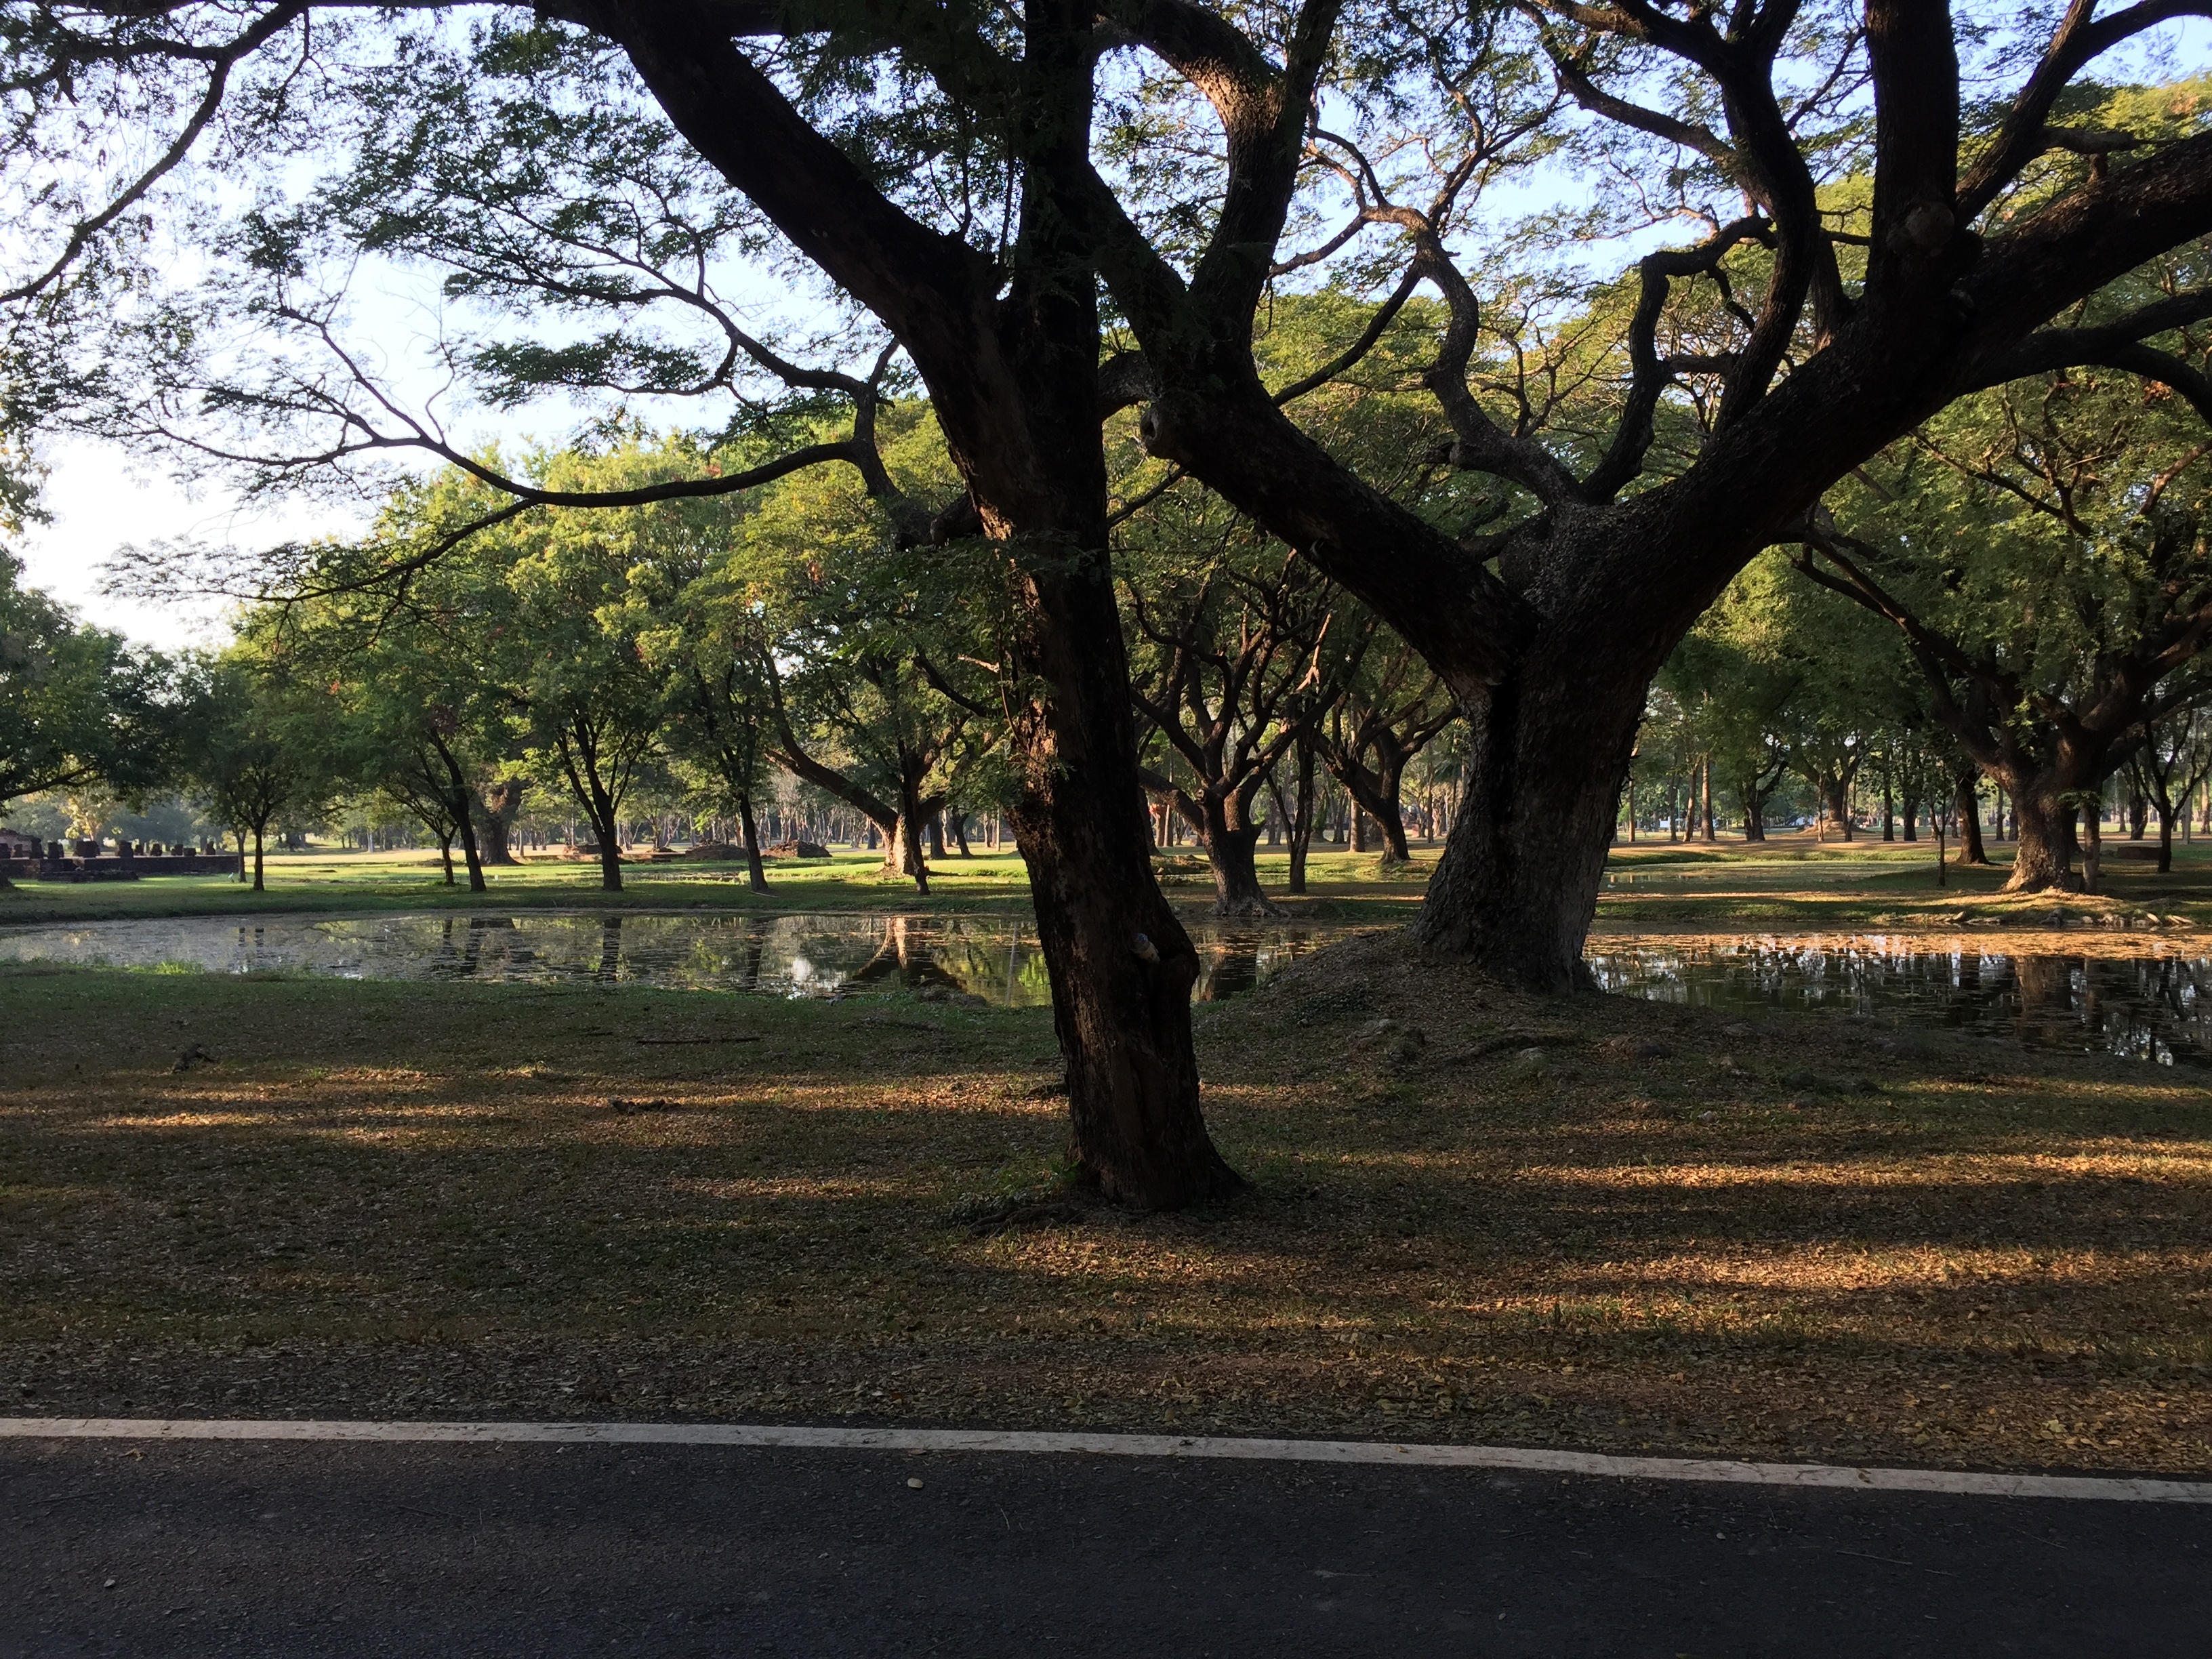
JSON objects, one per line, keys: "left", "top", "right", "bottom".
{"left": 1590, "top": 935, "right": 2212, "bottom": 1067}
{"left": 0, "top": 910, "right": 1318, "bottom": 1007}
{"left": 4, "top": 914, "right": 2207, "bottom": 1065}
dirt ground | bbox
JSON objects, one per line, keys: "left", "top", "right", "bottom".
{"left": 2, "top": 935, "right": 2207, "bottom": 1475}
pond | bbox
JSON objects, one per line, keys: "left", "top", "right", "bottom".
{"left": 1592, "top": 933, "right": 2212, "bottom": 1068}
{"left": 5, "top": 914, "right": 2208, "bottom": 1066}
{"left": 0, "top": 910, "right": 1322, "bottom": 1008}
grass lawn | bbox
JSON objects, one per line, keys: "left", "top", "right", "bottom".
{"left": 0, "top": 844, "right": 1437, "bottom": 929}
{"left": 1591, "top": 832, "right": 2212, "bottom": 933}
{"left": 3, "top": 931, "right": 2206, "bottom": 1475}
{"left": 11, "top": 830, "right": 2212, "bottom": 937}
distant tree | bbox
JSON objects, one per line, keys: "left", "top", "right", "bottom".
{"left": 182, "top": 643, "right": 344, "bottom": 890}
{"left": 0, "top": 552, "right": 176, "bottom": 828}
{"left": 1800, "top": 339, "right": 2212, "bottom": 890}
{"left": 2127, "top": 705, "right": 2212, "bottom": 873}
{"left": 1124, "top": 514, "right": 1336, "bottom": 916}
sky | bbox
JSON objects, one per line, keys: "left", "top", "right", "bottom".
{"left": 11, "top": 10, "right": 2207, "bottom": 654}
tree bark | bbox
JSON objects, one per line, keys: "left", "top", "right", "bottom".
{"left": 476, "top": 776, "right": 525, "bottom": 866}
{"left": 1275, "top": 736, "right": 1317, "bottom": 895}
{"left": 2157, "top": 802, "right": 2175, "bottom": 872}
{"left": 430, "top": 735, "right": 489, "bottom": 894}
{"left": 2005, "top": 787, "right": 2083, "bottom": 892}
{"left": 1199, "top": 788, "right": 1276, "bottom": 918}
{"left": 737, "top": 791, "right": 769, "bottom": 893}
{"left": 1954, "top": 773, "right": 1987, "bottom": 865}
{"left": 1411, "top": 641, "right": 1648, "bottom": 991}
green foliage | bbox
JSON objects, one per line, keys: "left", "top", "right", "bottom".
{"left": 0, "top": 551, "right": 178, "bottom": 812}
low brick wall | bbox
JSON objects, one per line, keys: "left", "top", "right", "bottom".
{"left": 0, "top": 852, "right": 245, "bottom": 881}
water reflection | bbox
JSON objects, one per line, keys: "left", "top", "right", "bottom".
{"left": 0, "top": 911, "right": 1324, "bottom": 1008}
{"left": 1589, "top": 936, "right": 2212, "bottom": 1066}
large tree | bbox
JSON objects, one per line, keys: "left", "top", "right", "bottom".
{"left": 11, "top": 3, "right": 2212, "bottom": 1204}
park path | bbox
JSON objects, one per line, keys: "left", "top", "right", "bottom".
{"left": 4, "top": 1422, "right": 2208, "bottom": 1657}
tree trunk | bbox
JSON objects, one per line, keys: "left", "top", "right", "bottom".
{"left": 893, "top": 787, "right": 931, "bottom": 895}
{"left": 434, "top": 740, "right": 489, "bottom": 895}
{"left": 1823, "top": 777, "right": 1853, "bottom": 842}
{"left": 970, "top": 178, "right": 1237, "bottom": 1206}
{"left": 1285, "top": 737, "right": 1315, "bottom": 895}
{"left": 2158, "top": 801, "right": 2175, "bottom": 872}
{"left": 1195, "top": 787, "right": 1277, "bottom": 918}
{"left": 1738, "top": 779, "right": 1767, "bottom": 841}
{"left": 737, "top": 791, "right": 769, "bottom": 893}
{"left": 476, "top": 777, "right": 525, "bottom": 865}
{"left": 251, "top": 824, "right": 266, "bottom": 892}
{"left": 2004, "top": 788, "right": 2081, "bottom": 893}
{"left": 1373, "top": 798, "right": 1413, "bottom": 864}
{"left": 1954, "top": 774, "right": 1987, "bottom": 865}
{"left": 437, "top": 832, "right": 455, "bottom": 886}
{"left": 1412, "top": 650, "right": 1647, "bottom": 991}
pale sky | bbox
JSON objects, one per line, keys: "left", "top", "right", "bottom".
{"left": 14, "top": 14, "right": 2205, "bottom": 655}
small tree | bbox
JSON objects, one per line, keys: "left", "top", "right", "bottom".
{"left": 182, "top": 647, "right": 341, "bottom": 890}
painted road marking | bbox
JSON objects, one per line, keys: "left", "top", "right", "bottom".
{"left": 2, "top": 1418, "right": 2205, "bottom": 1503}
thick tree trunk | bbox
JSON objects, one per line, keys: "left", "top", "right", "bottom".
{"left": 251, "top": 825, "right": 266, "bottom": 892}
{"left": 2158, "top": 802, "right": 2175, "bottom": 872}
{"left": 1738, "top": 780, "right": 1767, "bottom": 840}
{"left": 1822, "top": 777, "right": 1853, "bottom": 842}
{"left": 977, "top": 171, "right": 1237, "bottom": 1208}
{"left": 1374, "top": 800, "right": 1412, "bottom": 864}
{"left": 737, "top": 792, "right": 769, "bottom": 893}
{"left": 1412, "top": 646, "right": 1647, "bottom": 991}
{"left": 476, "top": 777, "right": 525, "bottom": 865}
{"left": 2004, "top": 789, "right": 2082, "bottom": 892}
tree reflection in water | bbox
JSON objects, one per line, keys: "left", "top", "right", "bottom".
{"left": 1589, "top": 937, "right": 2212, "bottom": 1066}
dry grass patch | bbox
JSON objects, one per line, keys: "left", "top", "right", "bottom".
{"left": 1, "top": 943, "right": 2207, "bottom": 1474}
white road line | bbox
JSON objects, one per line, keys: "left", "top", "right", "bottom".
{"left": 1, "top": 1417, "right": 2204, "bottom": 1502}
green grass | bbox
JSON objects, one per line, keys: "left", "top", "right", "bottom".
{"left": 0, "top": 843, "right": 1442, "bottom": 928}
{"left": 11, "top": 827, "right": 2209, "bottom": 939}
{"left": 1596, "top": 832, "right": 2212, "bottom": 930}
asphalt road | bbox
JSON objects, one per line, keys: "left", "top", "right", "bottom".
{"left": 4, "top": 1437, "right": 2207, "bottom": 1658}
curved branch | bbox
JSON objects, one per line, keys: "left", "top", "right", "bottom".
{"left": 1, "top": 3, "right": 306, "bottom": 304}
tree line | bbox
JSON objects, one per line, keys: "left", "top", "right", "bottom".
{"left": 5, "top": 2, "right": 2211, "bottom": 1204}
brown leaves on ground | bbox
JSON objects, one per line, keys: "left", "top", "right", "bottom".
{"left": 1, "top": 937, "right": 2207, "bottom": 1477}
